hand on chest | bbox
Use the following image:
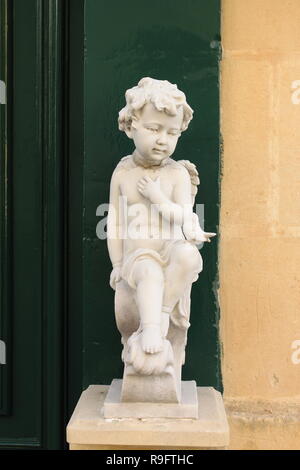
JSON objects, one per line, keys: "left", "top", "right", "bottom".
{"left": 120, "top": 168, "right": 174, "bottom": 204}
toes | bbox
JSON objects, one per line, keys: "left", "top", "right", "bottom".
{"left": 143, "top": 344, "right": 160, "bottom": 354}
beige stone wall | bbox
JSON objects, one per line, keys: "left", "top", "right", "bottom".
{"left": 220, "top": 0, "right": 300, "bottom": 449}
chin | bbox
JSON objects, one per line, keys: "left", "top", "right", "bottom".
{"left": 149, "top": 154, "right": 168, "bottom": 163}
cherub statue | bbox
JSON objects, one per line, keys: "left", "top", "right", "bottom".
{"left": 106, "top": 78, "right": 215, "bottom": 405}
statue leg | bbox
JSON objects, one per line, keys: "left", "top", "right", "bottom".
{"left": 163, "top": 243, "right": 203, "bottom": 314}
{"left": 131, "top": 258, "right": 165, "bottom": 354}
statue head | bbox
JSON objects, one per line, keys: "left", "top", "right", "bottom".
{"left": 118, "top": 78, "right": 193, "bottom": 165}
{"left": 118, "top": 77, "right": 193, "bottom": 133}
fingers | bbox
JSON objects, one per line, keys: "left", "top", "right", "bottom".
{"left": 138, "top": 176, "right": 153, "bottom": 196}
{"left": 137, "top": 178, "right": 147, "bottom": 192}
{"left": 202, "top": 233, "right": 216, "bottom": 243}
{"left": 196, "top": 232, "right": 216, "bottom": 243}
{"left": 139, "top": 176, "right": 156, "bottom": 185}
{"left": 194, "top": 233, "right": 211, "bottom": 243}
{"left": 137, "top": 183, "right": 146, "bottom": 195}
{"left": 139, "top": 176, "right": 151, "bottom": 183}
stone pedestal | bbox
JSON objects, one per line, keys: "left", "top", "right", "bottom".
{"left": 104, "top": 379, "right": 198, "bottom": 419}
{"left": 67, "top": 385, "right": 230, "bottom": 450}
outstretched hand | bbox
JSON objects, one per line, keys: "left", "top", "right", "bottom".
{"left": 184, "top": 226, "right": 216, "bottom": 244}
{"left": 194, "top": 230, "right": 217, "bottom": 243}
{"left": 183, "top": 213, "right": 216, "bottom": 244}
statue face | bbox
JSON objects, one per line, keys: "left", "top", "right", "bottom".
{"left": 131, "top": 102, "right": 183, "bottom": 164}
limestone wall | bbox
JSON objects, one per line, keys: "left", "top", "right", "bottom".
{"left": 220, "top": 0, "right": 300, "bottom": 449}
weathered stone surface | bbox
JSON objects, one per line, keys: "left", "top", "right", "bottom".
{"left": 67, "top": 385, "right": 229, "bottom": 449}
{"left": 221, "top": 0, "right": 300, "bottom": 450}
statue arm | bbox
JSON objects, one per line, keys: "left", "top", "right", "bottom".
{"left": 107, "top": 170, "right": 123, "bottom": 267}
{"left": 149, "top": 191, "right": 188, "bottom": 226}
{"left": 172, "top": 168, "right": 193, "bottom": 222}
{"left": 137, "top": 169, "right": 192, "bottom": 225}
{"left": 172, "top": 168, "right": 216, "bottom": 243}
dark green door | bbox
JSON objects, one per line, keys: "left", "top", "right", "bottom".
{"left": 0, "top": 0, "right": 65, "bottom": 449}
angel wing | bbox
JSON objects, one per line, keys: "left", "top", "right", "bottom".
{"left": 177, "top": 160, "right": 200, "bottom": 205}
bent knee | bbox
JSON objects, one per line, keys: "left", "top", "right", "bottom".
{"left": 172, "top": 244, "right": 203, "bottom": 273}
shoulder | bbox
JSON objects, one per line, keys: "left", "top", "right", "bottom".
{"left": 166, "top": 158, "right": 191, "bottom": 179}
{"left": 112, "top": 155, "right": 135, "bottom": 179}
{"left": 167, "top": 158, "right": 186, "bottom": 171}
{"left": 175, "top": 159, "right": 200, "bottom": 186}
{"left": 115, "top": 155, "right": 135, "bottom": 171}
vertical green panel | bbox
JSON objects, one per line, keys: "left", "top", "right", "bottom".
{"left": 0, "top": 0, "right": 65, "bottom": 449}
{"left": 67, "top": 0, "right": 84, "bottom": 417}
{"left": 41, "top": 0, "right": 64, "bottom": 449}
{"left": 8, "top": 0, "right": 43, "bottom": 443}
{"left": 83, "top": 0, "right": 221, "bottom": 390}
{"left": 0, "top": 0, "right": 11, "bottom": 415}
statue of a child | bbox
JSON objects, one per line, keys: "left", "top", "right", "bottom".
{"left": 107, "top": 77, "right": 215, "bottom": 365}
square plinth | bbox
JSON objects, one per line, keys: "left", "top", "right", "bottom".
{"left": 67, "top": 385, "right": 229, "bottom": 450}
{"left": 104, "top": 379, "right": 198, "bottom": 419}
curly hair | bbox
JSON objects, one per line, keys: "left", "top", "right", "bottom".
{"left": 118, "top": 77, "right": 193, "bottom": 133}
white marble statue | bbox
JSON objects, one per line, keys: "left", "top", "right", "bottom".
{"left": 105, "top": 78, "right": 215, "bottom": 414}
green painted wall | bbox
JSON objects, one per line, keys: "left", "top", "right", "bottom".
{"left": 79, "top": 0, "right": 222, "bottom": 393}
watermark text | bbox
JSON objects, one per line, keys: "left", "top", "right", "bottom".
{"left": 291, "top": 340, "right": 300, "bottom": 364}
{"left": 0, "top": 340, "right": 6, "bottom": 365}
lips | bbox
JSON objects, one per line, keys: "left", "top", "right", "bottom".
{"left": 153, "top": 148, "right": 166, "bottom": 154}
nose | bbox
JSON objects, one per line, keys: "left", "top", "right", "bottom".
{"left": 156, "top": 131, "right": 167, "bottom": 145}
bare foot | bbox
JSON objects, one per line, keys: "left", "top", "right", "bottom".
{"left": 141, "top": 324, "right": 163, "bottom": 354}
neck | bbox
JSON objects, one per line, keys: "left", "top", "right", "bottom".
{"left": 132, "top": 150, "right": 169, "bottom": 168}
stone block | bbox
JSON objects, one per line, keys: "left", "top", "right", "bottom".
{"left": 103, "top": 379, "right": 198, "bottom": 419}
{"left": 67, "top": 385, "right": 229, "bottom": 449}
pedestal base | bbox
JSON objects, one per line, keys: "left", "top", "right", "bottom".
{"left": 67, "top": 385, "right": 229, "bottom": 450}
{"left": 104, "top": 379, "right": 198, "bottom": 419}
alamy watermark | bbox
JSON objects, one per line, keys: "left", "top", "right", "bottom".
{"left": 291, "top": 80, "right": 300, "bottom": 105}
{"left": 291, "top": 340, "right": 300, "bottom": 365}
{"left": 0, "top": 340, "right": 6, "bottom": 365}
{"left": 96, "top": 199, "right": 205, "bottom": 243}
{"left": 0, "top": 82, "right": 6, "bottom": 363}
{"left": 0, "top": 80, "right": 6, "bottom": 104}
